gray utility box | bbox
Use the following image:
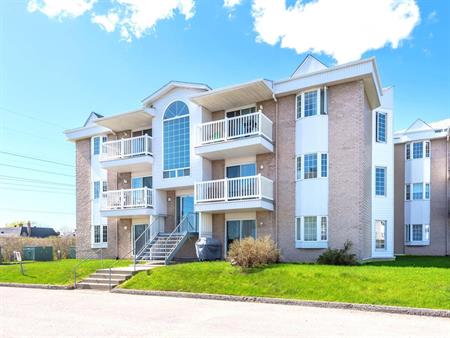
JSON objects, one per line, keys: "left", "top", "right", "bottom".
{"left": 195, "top": 237, "right": 222, "bottom": 261}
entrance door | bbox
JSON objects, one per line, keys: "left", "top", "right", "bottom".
{"left": 176, "top": 195, "right": 197, "bottom": 232}
{"left": 133, "top": 223, "right": 148, "bottom": 255}
{"left": 226, "top": 220, "right": 256, "bottom": 252}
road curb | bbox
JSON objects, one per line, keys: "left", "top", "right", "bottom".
{"left": 112, "top": 288, "right": 450, "bottom": 318}
{"left": 0, "top": 282, "right": 73, "bottom": 290}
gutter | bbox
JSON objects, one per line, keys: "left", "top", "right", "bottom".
{"left": 447, "top": 129, "right": 449, "bottom": 255}
{"left": 273, "top": 92, "right": 279, "bottom": 246}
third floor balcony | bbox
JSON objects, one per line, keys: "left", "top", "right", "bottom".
{"left": 195, "top": 111, "right": 273, "bottom": 160}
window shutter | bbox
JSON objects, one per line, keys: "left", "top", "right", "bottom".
{"left": 320, "top": 87, "right": 328, "bottom": 115}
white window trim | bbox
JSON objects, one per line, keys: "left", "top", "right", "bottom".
{"left": 375, "top": 111, "right": 387, "bottom": 143}
{"left": 162, "top": 99, "right": 191, "bottom": 179}
{"left": 405, "top": 224, "right": 430, "bottom": 246}
{"left": 374, "top": 220, "right": 387, "bottom": 251}
{"left": 91, "top": 224, "right": 108, "bottom": 249}
{"left": 296, "top": 87, "right": 326, "bottom": 120}
{"left": 405, "top": 143, "right": 411, "bottom": 160}
{"left": 295, "top": 216, "right": 328, "bottom": 249}
{"left": 91, "top": 135, "right": 108, "bottom": 156}
{"left": 405, "top": 182, "right": 430, "bottom": 201}
{"left": 295, "top": 152, "right": 328, "bottom": 181}
{"left": 405, "top": 140, "right": 431, "bottom": 160}
{"left": 375, "top": 166, "right": 387, "bottom": 197}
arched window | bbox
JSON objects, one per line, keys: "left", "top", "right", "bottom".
{"left": 163, "top": 101, "right": 190, "bottom": 178}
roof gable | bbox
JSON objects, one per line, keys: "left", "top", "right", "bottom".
{"left": 142, "top": 81, "right": 211, "bottom": 106}
{"left": 291, "top": 54, "right": 328, "bottom": 78}
{"left": 405, "top": 119, "right": 434, "bottom": 133}
{"left": 83, "top": 112, "right": 103, "bottom": 127}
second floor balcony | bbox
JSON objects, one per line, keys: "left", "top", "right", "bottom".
{"left": 194, "top": 174, "right": 274, "bottom": 213}
{"left": 100, "top": 135, "right": 153, "bottom": 172}
{"left": 195, "top": 111, "right": 274, "bottom": 160}
{"left": 100, "top": 187, "right": 154, "bottom": 218}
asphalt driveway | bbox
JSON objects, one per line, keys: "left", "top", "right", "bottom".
{"left": 0, "top": 287, "right": 449, "bottom": 337}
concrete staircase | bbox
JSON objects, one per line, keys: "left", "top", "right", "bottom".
{"left": 76, "top": 268, "right": 136, "bottom": 290}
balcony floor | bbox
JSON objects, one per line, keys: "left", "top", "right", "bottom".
{"left": 100, "top": 207, "right": 154, "bottom": 218}
{"left": 195, "top": 135, "right": 273, "bottom": 160}
{"left": 100, "top": 155, "right": 153, "bottom": 172}
{"left": 195, "top": 198, "right": 273, "bottom": 213}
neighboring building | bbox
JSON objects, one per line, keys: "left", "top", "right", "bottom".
{"left": 0, "top": 225, "right": 59, "bottom": 238}
{"left": 393, "top": 118, "right": 450, "bottom": 255}
{"left": 64, "top": 55, "right": 394, "bottom": 262}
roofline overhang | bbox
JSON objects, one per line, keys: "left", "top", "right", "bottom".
{"left": 64, "top": 124, "right": 111, "bottom": 142}
{"left": 142, "top": 81, "right": 211, "bottom": 106}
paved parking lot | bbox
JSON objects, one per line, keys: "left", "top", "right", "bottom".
{"left": 1, "top": 287, "right": 449, "bottom": 337}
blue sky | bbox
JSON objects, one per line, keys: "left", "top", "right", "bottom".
{"left": 0, "top": 0, "right": 448, "bottom": 230}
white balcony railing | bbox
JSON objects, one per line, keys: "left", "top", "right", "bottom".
{"left": 194, "top": 174, "right": 274, "bottom": 203}
{"left": 197, "top": 111, "right": 273, "bottom": 146}
{"left": 100, "top": 135, "right": 152, "bottom": 161}
{"left": 101, "top": 187, "right": 153, "bottom": 210}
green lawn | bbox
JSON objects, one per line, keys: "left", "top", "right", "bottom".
{"left": 0, "top": 259, "right": 130, "bottom": 285}
{"left": 121, "top": 256, "right": 450, "bottom": 310}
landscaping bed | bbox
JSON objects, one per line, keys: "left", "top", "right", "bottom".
{"left": 0, "top": 259, "right": 130, "bottom": 285}
{"left": 121, "top": 256, "right": 450, "bottom": 310}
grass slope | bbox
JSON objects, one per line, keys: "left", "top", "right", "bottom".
{"left": 0, "top": 259, "right": 130, "bottom": 285}
{"left": 122, "top": 256, "right": 450, "bottom": 310}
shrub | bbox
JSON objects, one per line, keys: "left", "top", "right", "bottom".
{"left": 228, "top": 236, "right": 280, "bottom": 269}
{"left": 317, "top": 241, "right": 358, "bottom": 266}
{"left": 0, "top": 236, "right": 75, "bottom": 263}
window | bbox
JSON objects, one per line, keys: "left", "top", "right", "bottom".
{"left": 93, "top": 137, "right": 100, "bottom": 155}
{"left": 226, "top": 106, "right": 256, "bottom": 118}
{"left": 412, "top": 183, "right": 423, "bottom": 200}
{"left": 321, "top": 154, "right": 328, "bottom": 178}
{"left": 296, "top": 216, "right": 328, "bottom": 245}
{"left": 303, "top": 216, "right": 317, "bottom": 241}
{"left": 425, "top": 183, "right": 430, "bottom": 199}
{"left": 405, "top": 224, "right": 430, "bottom": 245}
{"left": 320, "top": 217, "right": 328, "bottom": 241}
{"left": 296, "top": 153, "right": 328, "bottom": 180}
{"left": 405, "top": 184, "right": 411, "bottom": 200}
{"left": 226, "top": 163, "right": 256, "bottom": 178}
{"left": 296, "top": 95, "right": 302, "bottom": 119}
{"left": 93, "top": 181, "right": 100, "bottom": 199}
{"left": 102, "top": 181, "right": 108, "bottom": 192}
{"left": 376, "top": 112, "right": 387, "bottom": 143}
{"left": 163, "top": 101, "right": 190, "bottom": 178}
{"left": 412, "top": 142, "right": 423, "bottom": 159}
{"left": 226, "top": 220, "right": 256, "bottom": 252}
{"left": 296, "top": 156, "right": 302, "bottom": 180}
{"left": 131, "top": 176, "right": 153, "bottom": 189}
{"left": 92, "top": 224, "right": 107, "bottom": 247}
{"left": 304, "top": 153, "right": 318, "bottom": 179}
{"left": 425, "top": 141, "right": 430, "bottom": 157}
{"left": 320, "top": 87, "right": 327, "bottom": 115}
{"left": 375, "top": 220, "right": 386, "bottom": 250}
{"left": 304, "top": 90, "right": 318, "bottom": 117}
{"left": 375, "top": 167, "right": 386, "bottom": 196}
{"left": 405, "top": 143, "right": 411, "bottom": 160}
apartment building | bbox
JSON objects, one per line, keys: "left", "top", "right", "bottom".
{"left": 393, "top": 118, "right": 450, "bottom": 255}
{"left": 64, "top": 55, "right": 394, "bottom": 262}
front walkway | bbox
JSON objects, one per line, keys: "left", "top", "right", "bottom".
{"left": 1, "top": 287, "right": 449, "bottom": 337}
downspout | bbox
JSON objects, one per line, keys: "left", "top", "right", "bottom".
{"left": 272, "top": 92, "right": 279, "bottom": 245}
{"left": 446, "top": 129, "right": 449, "bottom": 256}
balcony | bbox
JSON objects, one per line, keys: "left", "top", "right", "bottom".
{"left": 100, "top": 187, "right": 154, "bottom": 218}
{"left": 194, "top": 174, "right": 274, "bottom": 213}
{"left": 195, "top": 111, "right": 273, "bottom": 160}
{"left": 100, "top": 135, "right": 152, "bottom": 172}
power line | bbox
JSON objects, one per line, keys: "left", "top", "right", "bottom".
{"left": 2, "top": 127, "right": 62, "bottom": 143}
{"left": 0, "top": 163, "right": 75, "bottom": 177}
{"left": 0, "top": 207, "right": 74, "bottom": 215}
{"left": 0, "top": 106, "right": 68, "bottom": 129}
{"left": 0, "top": 174, "right": 74, "bottom": 187}
{"left": 0, "top": 186, "right": 74, "bottom": 195}
{"left": 0, "top": 181, "right": 74, "bottom": 191}
{"left": 0, "top": 150, "right": 74, "bottom": 167}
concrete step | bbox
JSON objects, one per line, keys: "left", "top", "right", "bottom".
{"left": 95, "top": 269, "right": 135, "bottom": 275}
{"left": 77, "top": 282, "right": 117, "bottom": 290}
{"left": 89, "top": 273, "right": 131, "bottom": 280}
{"left": 82, "top": 277, "right": 127, "bottom": 284}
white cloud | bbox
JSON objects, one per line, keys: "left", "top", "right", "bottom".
{"left": 224, "top": 0, "right": 243, "bottom": 9}
{"left": 91, "top": 0, "right": 196, "bottom": 42}
{"left": 252, "top": 0, "right": 420, "bottom": 64}
{"left": 27, "top": 0, "right": 96, "bottom": 19}
{"left": 91, "top": 10, "right": 119, "bottom": 33}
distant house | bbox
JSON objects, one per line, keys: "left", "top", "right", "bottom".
{"left": 0, "top": 225, "right": 59, "bottom": 238}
